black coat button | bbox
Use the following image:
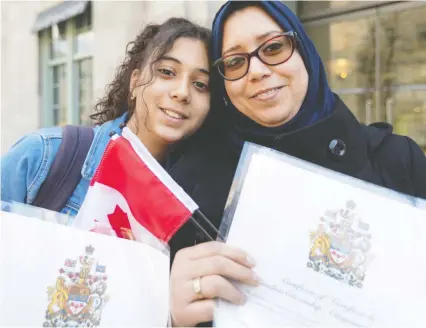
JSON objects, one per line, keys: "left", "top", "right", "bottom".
{"left": 329, "top": 139, "right": 347, "bottom": 158}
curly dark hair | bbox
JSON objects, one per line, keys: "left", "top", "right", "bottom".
{"left": 90, "top": 17, "right": 211, "bottom": 125}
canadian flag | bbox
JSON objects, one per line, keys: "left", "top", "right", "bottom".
{"left": 73, "top": 127, "right": 209, "bottom": 244}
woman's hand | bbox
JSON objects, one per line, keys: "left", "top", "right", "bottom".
{"left": 170, "top": 241, "right": 259, "bottom": 327}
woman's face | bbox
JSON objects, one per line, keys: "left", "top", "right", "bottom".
{"left": 130, "top": 37, "right": 210, "bottom": 144}
{"left": 222, "top": 6, "right": 308, "bottom": 127}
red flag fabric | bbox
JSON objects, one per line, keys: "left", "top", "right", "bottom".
{"left": 74, "top": 127, "right": 198, "bottom": 243}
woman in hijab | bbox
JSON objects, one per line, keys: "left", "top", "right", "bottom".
{"left": 168, "top": 1, "right": 426, "bottom": 326}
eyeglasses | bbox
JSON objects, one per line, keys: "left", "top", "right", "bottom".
{"left": 213, "top": 31, "right": 297, "bottom": 81}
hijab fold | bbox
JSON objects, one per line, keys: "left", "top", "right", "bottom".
{"left": 210, "top": 1, "right": 336, "bottom": 149}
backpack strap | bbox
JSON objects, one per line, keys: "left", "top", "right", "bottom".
{"left": 32, "top": 125, "right": 94, "bottom": 212}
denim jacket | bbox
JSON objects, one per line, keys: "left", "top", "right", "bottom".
{"left": 1, "top": 114, "right": 127, "bottom": 217}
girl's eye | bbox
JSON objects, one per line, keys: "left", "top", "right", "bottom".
{"left": 193, "top": 81, "right": 209, "bottom": 92}
{"left": 157, "top": 68, "right": 175, "bottom": 76}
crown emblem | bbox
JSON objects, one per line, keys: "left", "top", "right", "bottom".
{"left": 346, "top": 200, "right": 356, "bottom": 211}
{"left": 85, "top": 245, "right": 95, "bottom": 255}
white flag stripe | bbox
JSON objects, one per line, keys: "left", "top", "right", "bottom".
{"left": 74, "top": 183, "right": 169, "bottom": 252}
{"left": 73, "top": 183, "right": 122, "bottom": 231}
{"left": 121, "top": 127, "right": 199, "bottom": 213}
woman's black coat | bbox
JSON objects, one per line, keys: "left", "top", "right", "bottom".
{"left": 168, "top": 96, "right": 426, "bottom": 259}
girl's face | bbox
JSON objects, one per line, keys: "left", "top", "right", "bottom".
{"left": 131, "top": 37, "right": 210, "bottom": 144}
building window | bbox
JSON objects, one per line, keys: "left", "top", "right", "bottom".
{"left": 418, "top": 24, "right": 426, "bottom": 46}
{"left": 39, "top": 3, "right": 93, "bottom": 127}
{"left": 52, "top": 64, "right": 67, "bottom": 125}
{"left": 299, "top": 1, "right": 372, "bottom": 20}
{"left": 77, "top": 58, "right": 93, "bottom": 125}
{"left": 304, "top": 2, "right": 426, "bottom": 150}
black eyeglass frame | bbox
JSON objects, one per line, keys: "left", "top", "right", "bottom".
{"left": 213, "top": 31, "right": 298, "bottom": 81}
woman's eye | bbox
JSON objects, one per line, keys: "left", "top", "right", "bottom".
{"left": 157, "top": 68, "right": 175, "bottom": 76}
{"left": 193, "top": 81, "right": 209, "bottom": 92}
{"left": 225, "top": 57, "right": 245, "bottom": 69}
{"left": 263, "top": 42, "right": 284, "bottom": 54}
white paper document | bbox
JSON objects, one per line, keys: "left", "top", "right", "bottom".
{"left": 0, "top": 211, "right": 169, "bottom": 327}
{"left": 214, "top": 145, "right": 426, "bottom": 328}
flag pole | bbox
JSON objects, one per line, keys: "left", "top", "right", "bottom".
{"left": 191, "top": 210, "right": 225, "bottom": 242}
{"left": 189, "top": 216, "right": 216, "bottom": 241}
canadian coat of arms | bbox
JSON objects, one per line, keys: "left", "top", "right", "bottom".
{"left": 308, "top": 200, "right": 373, "bottom": 288}
{"left": 44, "top": 245, "right": 109, "bottom": 327}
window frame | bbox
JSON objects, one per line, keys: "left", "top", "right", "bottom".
{"left": 39, "top": 6, "right": 93, "bottom": 127}
{"left": 303, "top": 1, "right": 426, "bottom": 148}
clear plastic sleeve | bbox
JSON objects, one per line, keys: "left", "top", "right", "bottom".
{"left": 215, "top": 142, "right": 426, "bottom": 328}
{"left": 218, "top": 142, "right": 426, "bottom": 241}
{"left": 0, "top": 201, "right": 170, "bottom": 327}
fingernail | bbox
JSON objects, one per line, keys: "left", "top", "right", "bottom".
{"left": 252, "top": 271, "right": 261, "bottom": 285}
{"left": 239, "top": 294, "right": 246, "bottom": 305}
{"left": 246, "top": 255, "right": 256, "bottom": 266}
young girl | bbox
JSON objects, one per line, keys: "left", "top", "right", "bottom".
{"left": 1, "top": 17, "right": 212, "bottom": 217}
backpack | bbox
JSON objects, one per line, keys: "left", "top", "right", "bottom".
{"left": 31, "top": 125, "right": 94, "bottom": 212}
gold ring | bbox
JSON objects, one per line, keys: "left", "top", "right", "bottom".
{"left": 192, "top": 277, "right": 203, "bottom": 298}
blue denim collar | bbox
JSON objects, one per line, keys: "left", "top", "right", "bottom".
{"left": 81, "top": 113, "right": 127, "bottom": 181}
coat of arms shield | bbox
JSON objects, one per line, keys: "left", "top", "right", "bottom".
{"left": 44, "top": 245, "right": 109, "bottom": 327}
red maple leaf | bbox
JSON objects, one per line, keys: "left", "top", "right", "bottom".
{"left": 107, "top": 205, "right": 135, "bottom": 240}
